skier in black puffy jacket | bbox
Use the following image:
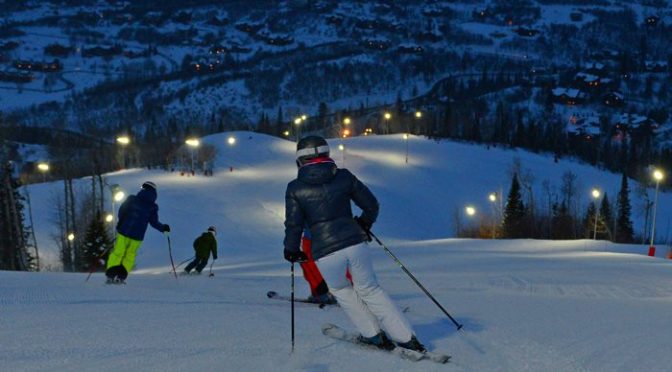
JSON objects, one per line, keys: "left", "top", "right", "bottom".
{"left": 283, "top": 136, "right": 425, "bottom": 352}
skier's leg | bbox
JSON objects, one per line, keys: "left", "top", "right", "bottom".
{"left": 317, "top": 248, "right": 380, "bottom": 338}
{"left": 184, "top": 257, "right": 198, "bottom": 272}
{"left": 347, "top": 243, "right": 414, "bottom": 343}
{"left": 119, "top": 238, "right": 142, "bottom": 279}
{"left": 106, "top": 234, "right": 128, "bottom": 279}
{"left": 195, "top": 257, "right": 208, "bottom": 273}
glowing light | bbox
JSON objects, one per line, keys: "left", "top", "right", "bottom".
{"left": 489, "top": 193, "right": 497, "bottom": 202}
{"left": 185, "top": 138, "right": 200, "bottom": 147}
{"left": 592, "top": 189, "right": 601, "bottom": 199}
{"left": 37, "top": 163, "right": 49, "bottom": 172}
{"left": 105, "top": 214, "right": 114, "bottom": 223}
{"left": 415, "top": 111, "right": 422, "bottom": 118}
{"left": 653, "top": 169, "right": 664, "bottom": 182}
{"left": 67, "top": 233, "right": 75, "bottom": 241}
{"left": 465, "top": 206, "right": 476, "bottom": 216}
{"left": 116, "top": 136, "right": 130, "bottom": 145}
{"left": 343, "top": 117, "right": 351, "bottom": 125}
{"left": 384, "top": 112, "right": 391, "bottom": 120}
{"left": 227, "top": 136, "right": 236, "bottom": 145}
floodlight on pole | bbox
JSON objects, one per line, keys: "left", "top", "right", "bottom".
{"left": 109, "top": 183, "right": 124, "bottom": 226}
{"left": 338, "top": 143, "right": 345, "bottom": 166}
{"left": 592, "top": 188, "right": 601, "bottom": 240}
{"left": 116, "top": 135, "right": 130, "bottom": 169}
{"left": 294, "top": 117, "right": 302, "bottom": 142}
{"left": 186, "top": 138, "right": 200, "bottom": 173}
{"left": 488, "top": 192, "right": 497, "bottom": 238}
{"left": 649, "top": 168, "right": 665, "bottom": 255}
{"left": 465, "top": 205, "right": 476, "bottom": 216}
{"left": 37, "top": 162, "right": 49, "bottom": 182}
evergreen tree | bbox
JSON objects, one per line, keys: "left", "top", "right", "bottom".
{"left": 615, "top": 173, "right": 634, "bottom": 243}
{"left": 80, "top": 211, "right": 113, "bottom": 272}
{"left": 502, "top": 173, "right": 526, "bottom": 238}
{"left": 0, "top": 149, "right": 33, "bottom": 271}
{"left": 599, "top": 193, "right": 614, "bottom": 240}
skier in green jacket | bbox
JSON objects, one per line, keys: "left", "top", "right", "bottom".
{"left": 184, "top": 226, "right": 218, "bottom": 275}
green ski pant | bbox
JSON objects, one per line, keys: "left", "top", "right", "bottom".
{"left": 106, "top": 233, "right": 143, "bottom": 273}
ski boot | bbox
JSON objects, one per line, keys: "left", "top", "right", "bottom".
{"left": 396, "top": 335, "right": 426, "bottom": 353}
{"left": 357, "top": 331, "right": 395, "bottom": 351}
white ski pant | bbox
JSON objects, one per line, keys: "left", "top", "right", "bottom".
{"left": 316, "top": 243, "right": 414, "bottom": 343}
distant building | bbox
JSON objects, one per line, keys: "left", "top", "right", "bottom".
{"left": 552, "top": 87, "right": 587, "bottom": 105}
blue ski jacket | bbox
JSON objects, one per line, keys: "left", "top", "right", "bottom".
{"left": 116, "top": 188, "right": 167, "bottom": 240}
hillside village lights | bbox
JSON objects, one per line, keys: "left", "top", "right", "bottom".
{"left": 186, "top": 138, "right": 200, "bottom": 172}
{"left": 591, "top": 188, "right": 601, "bottom": 240}
{"left": 649, "top": 169, "right": 664, "bottom": 256}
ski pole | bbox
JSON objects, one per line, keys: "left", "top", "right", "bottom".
{"left": 208, "top": 260, "right": 214, "bottom": 277}
{"left": 175, "top": 256, "right": 195, "bottom": 269}
{"left": 85, "top": 245, "right": 114, "bottom": 282}
{"left": 291, "top": 262, "right": 295, "bottom": 352}
{"left": 166, "top": 234, "right": 178, "bottom": 279}
{"left": 368, "top": 230, "right": 463, "bottom": 331}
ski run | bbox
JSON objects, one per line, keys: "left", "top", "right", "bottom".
{"left": 3, "top": 132, "right": 672, "bottom": 371}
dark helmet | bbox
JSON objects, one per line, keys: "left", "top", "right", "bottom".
{"left": 296, "top": 136, "right": 330, "bottom": 166}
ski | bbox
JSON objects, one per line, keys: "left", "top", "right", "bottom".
{"left": 321, "top": 323, "right": 450, "bottom": 364}
{"left": 266, "top": 291, "right": 337, "bottom": 308}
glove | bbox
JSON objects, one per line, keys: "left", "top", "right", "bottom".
{"left": 354, "top": 216, "right": 373, "bottom": 242}
{"left": 163, "top": 224, "right": 171, "bottom": 233}
{"left": 284, "top": 249, "right": 308, "bottom": 263}
{"left": 213, "top": 255, "right": 218, "bottom": 260}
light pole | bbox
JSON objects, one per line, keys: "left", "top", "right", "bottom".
{"left": 294, "top": 117, "right": 302, "bottom": 142}
{"left": 338, "top": 143, "right": 345, "bottom": 166}
{"left": 489, "top": 192, "right": 497, "bottom": 239}
{"left": 591, "top": 188, "right": 601, "bottom": 240}
{"left": 383, "top": 112, "right": 391, "bottom": 134}
{"left": 116, "top": 135, "right": 130, "bottom": 169}
{"left": 403, "top": 133, "right": 409, "bottom": 164}
{"left": 37, "top": 162, "right": 49, "bottom": 182}
{"left": 108, "top": 184, "right": 125, "bottom": 227}
{"left": 185, "top": 138, "right": 200, "bottom": 173}
{"left": 649, "top": 169, "right": 664, "bottom": 256}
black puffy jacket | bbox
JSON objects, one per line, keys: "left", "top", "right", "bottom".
{"left": 284, "top": 160, "right": 379, "bottom": 260}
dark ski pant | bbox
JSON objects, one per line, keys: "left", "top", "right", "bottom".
{"left": 185, "top": 257, "right": 208, "bottom": 273}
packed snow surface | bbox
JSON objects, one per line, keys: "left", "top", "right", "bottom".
{"left": 3, "top": 132, "right": 671, "bottom": 371}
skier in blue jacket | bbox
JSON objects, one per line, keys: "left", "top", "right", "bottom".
{"left": 105, "top": 181, "right": 170, "bottom": 284}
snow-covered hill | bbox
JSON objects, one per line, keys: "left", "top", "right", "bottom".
{"left": 3, "top": 132, "right": 671, "bottom": 371}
